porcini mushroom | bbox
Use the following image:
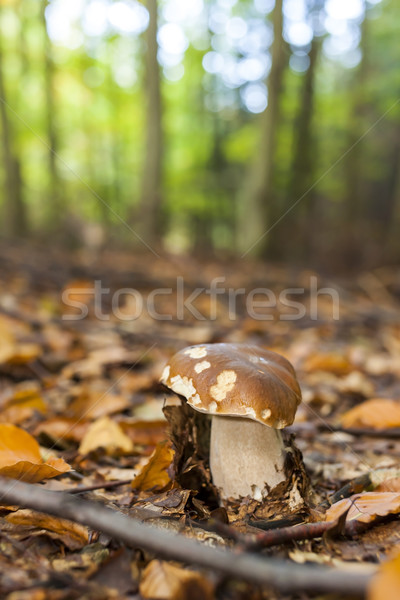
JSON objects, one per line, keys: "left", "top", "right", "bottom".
{"left": 160, "top": 343, "right": 301, "bottom": 501}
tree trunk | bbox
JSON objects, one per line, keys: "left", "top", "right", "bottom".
{"left": 41, "top": 0, "right": 63, "bottom": 229}
{"left": 379, "top": 125, "right": 400, "bottom": 263}
{"left": 137, "top": 0, "right": 163, "bottom": 246}
{"left": 0, "top": 10, "right": 26, "bottom": 237}
{"left": 238, "top": 0, "right": 285, "bottom": 256}
{"left": 282, "top": 37, "right": 320, "bottom": 263}
{"left": 343, "top": 3, "right": 369, "bottom": 265}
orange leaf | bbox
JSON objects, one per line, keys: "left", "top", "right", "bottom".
{"left": 119, "top": 419, "right": 167, "bottom": 448}
{"left": 0, "top": 326, "right": 17, "bottom": 364}
{"left": 78, "top": 416, "right": 134, "bottom": 455}
{"left": 303, "top": 353, "right": 352, "bottom": 375}
{"left": 326, "top": 492, "right": 400, "bottom": 524}
{"left": 368, "top": 550, "right": 400, "bottom": 600}
{"left": 68, "top": 390, "right": 130, "bottom": 420}
{"left": 0, "top": 388, "right": 47, "bottom": 424}
{"left": 6, "top": 509, "right": 89, "bottom": 550}
{"left": 6, "top": 343, "right": 42, "bottom": 365}
{"left": 140, "top": 560, "right": 214, "bottom": 600}
{"left": 34, "top": 417, "right": 89, "bottom": 443}
{"left": 340, "top": 399, "right": 400, "bottom": 429}
{"left": 0, "top": 424, "right": 71, "bottom": 483}
{"left": 132, "top": 441, "right": 174, "bottom": 492}
{"left": 376, "top": 478, "right": 400, "bottom": 493}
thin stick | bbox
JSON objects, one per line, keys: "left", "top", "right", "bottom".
{"left": 66, "top": 479, "right": 132, "bottom": 494}
{"left": 244, "top": 518, "right": 368, "bottom": 551}
{"left": 289, "top": 422, "right": 400, "bottom": 439}
{"left": 0, "top": 477, "right": 372, "bottom": 595}
{"left": 319, "top": 466, "right": 400, "bottom": 510}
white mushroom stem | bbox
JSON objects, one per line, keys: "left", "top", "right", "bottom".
{"left": 210, "top": 416, "right": 286, "bottom": 501}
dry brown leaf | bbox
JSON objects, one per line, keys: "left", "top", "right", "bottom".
{"left": 68, "top": 389, "right": 131, "bottom": 420}
{"left": 6, "top": 509, "right": 89, "bottom": 550}
{"left": 326, "top": 492, "right": 400, "bottom": 523}
{"left": 140, "top": 560, "right": 214, "bottom": 600}
{"left": 0, "top": 325, "right": 42, "bottom": 365}
{"left": 3, "top": 591, "right": 50, "bottom": 600}
{"left": 34, "top": 417, "right": 90, "bottom": 443}
{"left": 0, "top": 330, "right": 15, "bottom": 363}
{"left": 61, "top": 346, "right": 140, "bottom": 380}
{"left": 0, "top": 424, "right": 71, "bottom": 483}
{"left": 340, "top": 398, "right": 400, "bottom": 429}
{"left": 119, "top": 419, "right": 167, "bottom": 448}
{"left": 61, "top": 279, "right": 94, "bottom": 316}
{"left": 376, "top": 478, "right": 400, "bottom": 493}
{"left": 303, "top": 352, "right": 352, "bottom": 375}
{"left": 6, "top": 343, "right": 42, "bottom": 365}
{"left": 368, "top": 550, "right": 400, "bottom": 600}
{"left": 131, "top": 441, "right": 174, "bottom": 492}
{"left": 0, "top": 405, "right": 37, "bottom": 425}
{"left": 336, "top": 371, "right": 374, "bottom": 396}
{"left": 0, "top": 388, "right": 47, "bottom": 424}
{"left": 79, "top": 416, "right": 134, "bottom": 455}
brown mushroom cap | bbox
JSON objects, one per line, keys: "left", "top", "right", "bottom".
{"left": 160, "top": 343, "right": 301, "bottom": 428}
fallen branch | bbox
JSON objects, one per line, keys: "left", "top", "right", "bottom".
{"left": 319, "top": 466, "right": 400, "bottom": 510}
{"left": 0, "top": 477, "right": 372, "bottom": 596}
{"left": 67, "top": 479, "right": 132, "bottom": 494}
{"left": 289, "top": 422, "right": 400, "bottom": 439}
{"left": 244, "top": 517, "right": 368, "bottom": 551}
{"left": 330, "top": 425, "right": 400, "bottom": 439}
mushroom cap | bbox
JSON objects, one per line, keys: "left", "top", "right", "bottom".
{"left": 160, "top": 343, "right": 301, "bottom": 428}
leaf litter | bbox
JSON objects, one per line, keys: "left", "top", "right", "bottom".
{"left": 0, "top": 244, "right": 399, "bottom": 598}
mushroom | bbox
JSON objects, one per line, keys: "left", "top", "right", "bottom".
{"left": 160, "top": 343, "right": 301, "bottom": 501}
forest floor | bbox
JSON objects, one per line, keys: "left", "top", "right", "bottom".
{"left": 0, "top": 241, "right": 399, "bottom": 599}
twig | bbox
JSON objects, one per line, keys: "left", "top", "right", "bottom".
{"left": 190, "top": 518, "right": 245, "bottom": 543}
{"left": 0, "top": 477, "right": 372, "bottom": 596}
{"left": 288, "top": 422, "right": 400, "bottom": 439}
{"left": 66, "top": 479, "right": 132, "bottom": 494}
{"left": 319, "top": 466, "right": 400, "bottom": 510}
{"left": 243, "top": 517, "right": 368, "bottom": 551}
{"left": 331, "top": 425, "right": 400, "bottom": 439}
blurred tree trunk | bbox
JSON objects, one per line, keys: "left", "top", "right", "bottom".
{"left": 343, "top": 5, "right": 368, "bottom": 264}
{"left": 281, "top": 37, "right": 320, "bottom": 262}
{"left": 237, "top": 0, "right": 285, "bottom": 256}
{"left": 41, "top": 0, "right": 63, "bottom": 229}
{"left": 379, "top": 125, "right": 400, "bottom": 262}
{"left": 0, "top": 14, "right": 26, "bottom": 237}
{"left": 138, "top": 0, "right": 163, "bottom": 246}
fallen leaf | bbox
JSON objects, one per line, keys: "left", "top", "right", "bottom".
{"left": 0, "top": 386, "right": 47, "bottom": 424}
{"left": 139, "top": 489, "right": 191, "bottom": 515}
{"left": 6, "top": 343, "right": 42, "bottom": 365}
{"left": 6, "top": 509, "right": 89, "bottom": 550}
{"left": 0, "top": 319, "right": 16, "bottom": 363}
{"left": 34, "top": 417, "right": 90, "bottom": 443}
{"left": 119, "top": 419, "right": 167, "bottom": 448}
{"left": 326, "top": 492, "right": 400, "bottom": 523}
{"left": 376, "top": 478, "right": 400, "bottom": 493}
{"left": 340, "top": 399, "right": 400, "bottom": 429}
{"left": 0, "top": 424, "right": 71, "bottom": 483}
{"left": 68, "top": 389, "right": 131, "bottom": 420}
{"left": 303, "top": 353, "right": 352, "bottom": 375}
{"left": 368, "top": 550, "right": 400, "bottom": 600}
{"left": 79, "top": 416, "right": 134, "bottom": 455}
{"left": 336, "top": 371, "right": 374, "bottom": 396}
{"left": 61, "top": 279, "right": 94, "bottom": 317}
{"left": 132, "top": 441, "right": 174, "bottom": 492}
{"left": 62, "top": 346, "right": 141, "bottom": 380}
{"left": 90, "top": 547, "right": 139, "bottom": 595}
{"left": 140, "top": 560, "right": 214, "bottom": 600}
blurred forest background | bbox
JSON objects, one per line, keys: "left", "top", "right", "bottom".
{"left": 0, "top": 0, "right": 399, "bottom": 270}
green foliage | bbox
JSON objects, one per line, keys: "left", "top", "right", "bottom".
{"left": 0, "top": 0, "right": 399, "bottom": 265}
